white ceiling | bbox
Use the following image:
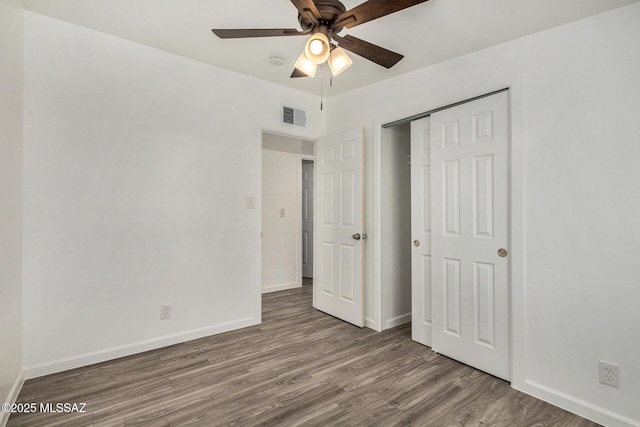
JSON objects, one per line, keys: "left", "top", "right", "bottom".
{"left": 20, "top": 0, "right": 640, "bottom": 96}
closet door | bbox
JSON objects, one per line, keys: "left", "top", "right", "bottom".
{"left": 431, "top": 91, "right": 511, "bottom": 380}
{"left": 410, "top": 117, "right": 432, "bottom": 347}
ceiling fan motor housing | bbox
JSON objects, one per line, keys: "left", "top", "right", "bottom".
{"left": 298, "top": 0, "right": 347, "bottom": 34}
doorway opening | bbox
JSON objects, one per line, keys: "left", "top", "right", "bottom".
{"left": 261, "top": 132, "right": 314, "bottom": 294}
{"left": 379, "top": 123, "right": 412, "bottom": 329}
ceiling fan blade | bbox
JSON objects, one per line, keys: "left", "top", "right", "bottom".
{"left": 333, "top": 34, "right": 403, "bottom": 69}
{"left": 290, "top": 68, "right": 310, "bottom": 78}
{"left": 211, "top": 28, "right": 308, "bottom": 39}
{"left": 290, "top": 0, "right": 322, "bottom": 23}
{"left": 332, "top": 0, "right": 429, "bottom": 29}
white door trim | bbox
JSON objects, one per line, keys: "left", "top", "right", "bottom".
{"left": 372, "top": 73, "right": 525, "bottom": 386}
{"left": 253, "top": 126, "right": 263, "bottom": 325}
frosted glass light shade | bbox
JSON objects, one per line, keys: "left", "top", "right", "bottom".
{"left": 304, "top": 32, "right": 330, "bottom": 65}
{"left": 329, "top": 47, "right": 353, "bottom": 76}
{"left": 294, "top": 52, "right": 318, "bottom": 77}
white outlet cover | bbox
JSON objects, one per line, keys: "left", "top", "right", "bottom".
{"left": 160, "top": 305, "right": 172, "bottom": 320}
{"left": 598, "top": 360, "right": 619, "bottom": 388}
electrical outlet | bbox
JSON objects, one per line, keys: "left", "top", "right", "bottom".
{"left": 160, "top": 305, "right": 172, "bottom": 320}
{"left": 598, "top": 360, "right": 619, "bottom": 388}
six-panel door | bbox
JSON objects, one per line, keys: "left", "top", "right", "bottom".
{"left": 430, "top": 91, "right": 511, "bottom": 380}
{"left": 411, "top": 117, "right": 433, "bottom": 347}
{"left": 313, "top": 128, "right": 365, "bottom": 327}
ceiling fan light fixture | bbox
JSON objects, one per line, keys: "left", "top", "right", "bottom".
{"left": 294, "top": 51, "right": 318, "bottom": 77}
{"left": 329, "top": 47, "right": 353, "bottom": 76}
{"left": 304, "top": 32, "right": 331, "bottom": 65}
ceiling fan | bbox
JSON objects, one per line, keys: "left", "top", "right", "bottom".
{"left": 212, "top": 0, "right": 430, "bottom": 78}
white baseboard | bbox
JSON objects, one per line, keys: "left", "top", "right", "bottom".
{"left": 24, "top": 316, "right": 258, "bottom": 380}
{"left": 385, "top": 312, "right": 411, "bottom": 330}
{"left": 0, "top": 371, "right": 25, "bottom": 427}
{"left": 262, "top": 281, "right": 301, "bottom": 294}
{"left": 514, "top": 380, "right": 640, "bottom": 427}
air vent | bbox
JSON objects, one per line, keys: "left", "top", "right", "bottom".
{"left": 282, "top": 105, "right": 306, "bottom": 127}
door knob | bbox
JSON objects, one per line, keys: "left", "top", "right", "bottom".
{"left": 414, "top": 240, "right": 420, "bottom": 247}
{"left": 352, "top": 233, "right": 361, "bottom": 240}
{"left": 498, "top": 248, "right": 508, "bottom": 257}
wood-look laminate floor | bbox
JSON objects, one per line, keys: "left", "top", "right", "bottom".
{"left": 8, "top": 285, "right": 600, "bottom": 427}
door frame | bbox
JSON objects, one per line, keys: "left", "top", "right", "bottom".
{"left": 371, "top": 73, "right": 526, "bottom": 387}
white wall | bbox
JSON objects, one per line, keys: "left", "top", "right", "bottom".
{"left": 22, "top": 11, "right": 324, "bottom": 378}
{"left": 0, "top": 0, "right": 24, "bottom": 424}
{"left": 262, "top": 132, "right": 314, "bottom": 156}
{"left": 262, "top": 148, "right": 302, "bottom": 293}
{"left": 380, "top": 124, "right": 412, "bottom": 329}
{"left": 327, "top": 4, "right": 640, "bottom": 426}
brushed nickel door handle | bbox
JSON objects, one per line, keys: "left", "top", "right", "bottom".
{"left": 498, "top": 248, "right": 508, "bottom": 257}
{"left": 414, "top": 240, "right": 420, "bottom": 247}
{"left": 352, "top": 233, "right": 361, "bottom": 240}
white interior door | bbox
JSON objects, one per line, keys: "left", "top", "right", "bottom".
{"left": 431, "top": 91, "right": 511, "bottom": 380}
{"left": 410, "top": 117, "right": 432, "bottom": 346}
{"left": 302, "top": 161, "right": 314, "bottom": 278}
{"left": 314, "top": 128, "right": 365, "bottom": 327}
